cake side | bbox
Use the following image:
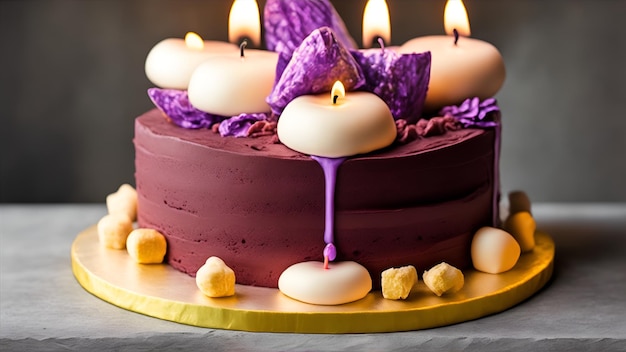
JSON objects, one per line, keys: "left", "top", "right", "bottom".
{"left": 135, "top": 109, "right": 497, "bottom": 287}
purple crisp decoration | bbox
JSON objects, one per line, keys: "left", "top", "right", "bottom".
{"left": 147, "top": 88, "right": 224, "bottom": 129}
{"left": 267, "top": 27, "right": 365, "bottom": 116}
{"left": 440, "top": 97, "right": 501, "bottom": 128}
{"left": 218, "top": 113, "right": 269, "bottom": 137}
{"left": 352, "top": 49, "right": 431, "bottom": 124}
{"left": 264, "top": 0, "right": 357, "bottom": 58}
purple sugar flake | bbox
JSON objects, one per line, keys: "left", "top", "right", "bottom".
{"left": 147, "top": 88, "right": 224, "bottom": 129}
{"left": 264, "top": 0, "right": 356, "bottom": 58}
{"left": 267, "top": 27, "right": 365, "bottom": 116}
{"left": 352, "top": 49, "right": 431, "bottom": 124}
{"left": 440, "top": 97, "right": 501, "bottom": 128}
{"left": 218, "top": 113, "right": 270, "bottom": 137}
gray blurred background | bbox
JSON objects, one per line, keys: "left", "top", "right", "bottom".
{"left": 1, "top": 0, "right": 625, "bottom": 203}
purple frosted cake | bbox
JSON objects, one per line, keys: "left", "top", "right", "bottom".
{"left": 135, "top": 0, "right": 504, "bottom": 289}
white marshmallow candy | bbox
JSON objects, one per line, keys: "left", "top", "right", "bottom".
{"left": 97, "top": 213, "right": 133, "bottom": 249}
{"left": 471, "top": 227, "right": 521, "bottom": 274}
{"left": 106, "top": 184, "right": 138, "bottom": 221}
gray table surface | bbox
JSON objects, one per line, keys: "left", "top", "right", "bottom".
{"left": 1, "top": 204, "right": 625, "bottom": 351}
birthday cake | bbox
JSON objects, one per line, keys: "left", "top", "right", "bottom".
{"left": 93, "top": 0, "right": 545, "bottom": 310}
{"left": 134, "top": 108, "right": 498, "bottom": 288}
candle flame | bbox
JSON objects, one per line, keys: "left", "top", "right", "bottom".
{"left": 362, "top": 0, "right": 391, "bottom": 48}
{"left": 444, "top": 0, "right": 471, "bottom": 37}
{"left": 184, "top": 32, "right": 204, "bottom": 50}
{"left": 228, "top": 0, "right": 261, "bottom": 47}
{"left": 331, "top": 81, "right": 346, "bottom": 105}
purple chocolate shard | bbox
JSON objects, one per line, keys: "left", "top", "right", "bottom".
{"left": 264, "top": 0, "right": 357, "bottom": 57}
{"left": 440, "top": 97, "right": 500, "bottom": 128}
{"left": 147, "top": 88, "right": 225, "bottom": 129}
{"left": 218, "top": 113, "right": 270, "bottom": 137}
{"left": 267, "top": 27, "right": 365, "bottom": 116}
{"left": 352, "top": 49, "right": 431, "bottom": 124}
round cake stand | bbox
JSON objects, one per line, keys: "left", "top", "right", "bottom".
{"left": 72, "top": 226, "right": 554, "bottom": 333}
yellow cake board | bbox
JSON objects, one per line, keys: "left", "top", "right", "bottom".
{"left": 72, "top": 225, "right": 554, "bottom": 333}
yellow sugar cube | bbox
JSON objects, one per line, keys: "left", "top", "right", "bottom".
{"left": 508, "top": 190, "right": 532, "bottom": 215}
{"left": 196, "top": 257, "right": 236, "bottom": 298}
{"left": 106, "top": 184, "right": 138, "bottom": 221}
{"left": 381, "top": 265, "right": 417, "bottom": 300}
{"left": 504, "top": 211, "right": 536, "bottom": 252}
{"left": 126, "top": 228, "right": 167, "bottom": 264}
{"left": 97, "top": 213, "right": 133, "bottom": 249}
{"left": 423, "top": 262, "right": 464, "bottom": 296}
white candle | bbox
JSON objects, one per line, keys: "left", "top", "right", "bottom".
{"left": 399, "top": 0, "right": 505, "bottom": 112}
{"left": 187, "top": 48, "right": 279, "bottom": 116}
{"left": 362, "top": 0, "right": 391, "bottom": 48}
{"left": 144, "top": 32, "right": 238, "bottom": 89}
{"left": 277, "top": 81, "right": 396, "bottom": 158}
{"left": 278, "top": 261, "right": 372, "bottom": 305}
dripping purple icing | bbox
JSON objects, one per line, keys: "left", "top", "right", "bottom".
{"left": 311, "top": 155, "right": 346, "bottom": 265}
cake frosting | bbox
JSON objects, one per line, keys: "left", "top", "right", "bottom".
{"left": 135, "top": 108, "right": 498, "bottom": 288}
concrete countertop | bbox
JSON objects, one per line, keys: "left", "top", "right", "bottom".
{"left": 1, "top": 204, "right": 625, "bottom": 351}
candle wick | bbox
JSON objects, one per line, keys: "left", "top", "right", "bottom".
{"left": 453, "top": 28, "right": 459, "bottom": 45}
{"left": 377, "top": 37, "right": 386, "bottom": 52}
{"left": 240, "top": 40, "right": 248, "bottom": 58}
{"left": 333, "top": 95, "right": 339, "bottom": 104}
{"left": 323, "top": 255, "right": 329, "bottom": 270}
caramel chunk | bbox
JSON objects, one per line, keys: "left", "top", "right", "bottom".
{"left": 381, "top": 265, "right": 417, "bottom": 300}
{"left": 196, "top": 257, "right": 236, "bottom": 298}
{"left": 422, "top": 262, "right": 464, "bottom": 296}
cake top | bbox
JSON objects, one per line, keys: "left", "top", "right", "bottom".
{"left": 144, "top": 0, "right": 503, "bottom": 155}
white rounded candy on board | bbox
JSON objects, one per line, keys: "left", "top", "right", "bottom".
{"left": 278, "top": 261, "right": 372, "bottom": 305}
{"left": 471, "top": 227, "right": 521, "bottom": 274}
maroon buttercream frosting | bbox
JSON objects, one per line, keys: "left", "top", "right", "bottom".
{"left": 135, "top": 109, "right": 497, "bottom": 288}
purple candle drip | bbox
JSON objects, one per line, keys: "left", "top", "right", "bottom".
{"left": 311, "top": 155, "right": 346, "bottom": 263}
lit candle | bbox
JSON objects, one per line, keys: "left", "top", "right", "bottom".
{"left": 362, "top": 0, "right": 391, "bottom": 48}
{"left": 187, "top": 45, "right": 278, "bottom": 116}
{"left": 188, "top": 0, "right": 278, "bottom": 116}
{"left": 399, "top": 0, "right": 505, "bottom": 112}
{"left": 277, "top": 81, "right": 396, "bottom": 158}
{"left": 144, "top": 32, "right": 238, "bottom": 89}
{"left": 229, "top": 0, "right": 261, "bottom": 47}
